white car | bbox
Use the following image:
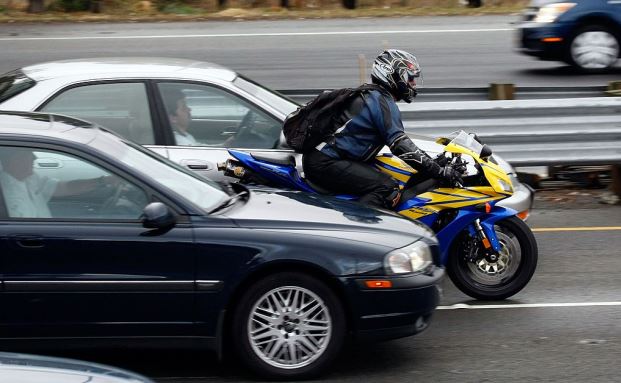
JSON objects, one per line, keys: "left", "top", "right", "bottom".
{"left": 0, "top": 352, "right": 152, "bottom": 383}
{"left": 0, "top": 57, "right": 533, "bottom": 218}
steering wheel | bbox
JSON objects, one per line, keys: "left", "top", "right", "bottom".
{"left": 99, "top": 180, "right": 127, "bottom": 214}
{"left": 229, "top": 110, "right": 258, "bottom": 147}
{"left": 237, "top": 110, "right": 255, "bottom": 133}
{"left": 99, "top": 180, "right": 146, "bottom": 218}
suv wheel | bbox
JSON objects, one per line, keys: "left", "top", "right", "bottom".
{"left": 568, "top": 26, "right": 620, "bottom": 72}
{"left": 232, "top": 272, "right": 345, "bottom": 379}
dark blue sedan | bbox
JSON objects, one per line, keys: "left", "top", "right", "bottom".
{"left": 516, "top": 0, "right": 621, "bottom": 71}
{"left": 0, "top": 111, "right": 443, "bottom": 379}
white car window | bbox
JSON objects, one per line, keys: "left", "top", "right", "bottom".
{"left": 158, "top": 82, "right": 282, "bottom": 149}
{"left": 40, "top": 82, "right": 155, "bottom": 145}
{"left": 0, "top": 146, "right": 148, "bottom": 220}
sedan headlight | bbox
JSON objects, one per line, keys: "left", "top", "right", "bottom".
{"left": 384, "top": 241, "right": 433, "bottom": 274}
{"left": 534, "top": 3, "right": 576, "bottom": 23}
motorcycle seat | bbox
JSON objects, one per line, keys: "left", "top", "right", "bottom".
{"left": 304, "top": 178, "right": 336, "bottom": 195}
{"left": 250, "top": 152, "right": 296, "bottom": 167}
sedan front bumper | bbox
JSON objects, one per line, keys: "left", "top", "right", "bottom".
{"left": 515, "top": 22, "right": 572, "bottom": 61}
{"left": 343, "top": 266, "right": 445, "bottom": 342}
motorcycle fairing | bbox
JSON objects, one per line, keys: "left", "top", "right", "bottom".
{"left": 396, "top": 187, "right": 500, "bottom": 220}
{"left": 480, "top": 162, "right": 514, "bottom": 196}
{"left": 228, "top": 150, "right": 312, "bottom": 191}
{"left": 374, "top": 155, "right": 416, "bottom": 188}
{"left": 442, "top": 138, "right": 513, "bottom": 196}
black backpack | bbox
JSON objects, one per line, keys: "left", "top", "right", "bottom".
{"left": 283, "top": 84, "right": 381, "bottom": 153}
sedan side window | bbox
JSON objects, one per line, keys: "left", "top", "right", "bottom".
{"left": 0, "top": 146, "right": 148, "bottom": 220}
{"left": 158, "top": 82, "right": 282, "bottom": 149}
{"left": 40, "top": 82, "right": 155, "bottom": 145}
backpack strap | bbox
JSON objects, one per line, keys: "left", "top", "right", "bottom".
{"left": 317, "top": 84, "right": 384, "bottom": 158}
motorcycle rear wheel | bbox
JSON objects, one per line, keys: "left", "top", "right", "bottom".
{"left": 447, "top": 216, "right": 538, "bottom": 300}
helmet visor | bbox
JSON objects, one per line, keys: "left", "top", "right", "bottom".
{"left": 405, "top": 59, "right": 423, "bottom": 89}
{"left": 407, "top": 70, "right": 423, "bottom": 89}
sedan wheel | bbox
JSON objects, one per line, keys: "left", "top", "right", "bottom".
{"left": 570, "top": 27, "right": 620, "bottom": 71}
{"left": 232, "top": 272, "right": 345, "bottom": 379}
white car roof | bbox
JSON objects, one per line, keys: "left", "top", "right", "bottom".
{"left": 21, "top": 57, "right": 237, "bottom": 82}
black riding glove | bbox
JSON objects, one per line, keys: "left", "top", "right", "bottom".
{"left": 392, "top": 136, "right": 441, "bottom": 173}
{"left": 440, "top": 165, "right": 463, "bottom": 186}
{"left": 452, "top": 159, "right": 468, "bottom": 175}
{"left": 434, "top": 154, "right": 449, "bottom": 167}
{"left": 392, "top": 136, "right": 463, "bottom": 186}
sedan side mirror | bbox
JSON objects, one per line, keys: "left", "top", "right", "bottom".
{"left": 141, "top": 202, "right": 176, "bottom": 229}
{"left": 480, "top": 144, "right": 493, "bottom": 162}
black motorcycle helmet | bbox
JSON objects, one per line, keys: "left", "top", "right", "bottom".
{"left": 371, "top": 49, "right": 422, "bottom": 103}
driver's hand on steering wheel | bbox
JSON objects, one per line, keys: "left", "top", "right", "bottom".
{"left": 98, "top": 175, "right": 121, "bottom": 188}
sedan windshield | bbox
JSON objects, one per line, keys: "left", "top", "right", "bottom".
{"left": 91, "top": 129, "right": 229, "bottom": 212}
{"left": 233, "top": 76, "right": 299, "bottom": 115}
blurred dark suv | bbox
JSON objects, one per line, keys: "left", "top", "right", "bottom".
{"left": 516, "top": 0, "right": 621, "bottom": 71}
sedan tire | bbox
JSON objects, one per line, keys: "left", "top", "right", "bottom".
{"left": 568, "top": 25, "right": 620, "bottom": 72}
{"left": 232, "top": 272, "right": 345, "bottom": 379}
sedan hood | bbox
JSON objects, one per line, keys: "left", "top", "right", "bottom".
{"left": 222, "top": 189, "right": 435, "bottom": 248}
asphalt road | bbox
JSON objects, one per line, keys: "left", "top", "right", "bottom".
{"left": 2, "top": 16, "right": 621, "bottom": 89}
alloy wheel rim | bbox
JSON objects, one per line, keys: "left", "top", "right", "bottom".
{"left": 571, "top": 31, "right": 619, "bottom": 69}
{"left": 467, "top": 227, "right": 521, "bottom": 286}
{"left": 248, "top": 286, "right": 332, "bottom": 370}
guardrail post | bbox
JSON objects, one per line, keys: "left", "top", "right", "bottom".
{"left": 600, "top": 165, "right": 621, "bottom": 205}
{"left": 612, "top": 165, "right": 621, "bottom": 200}
{"left": 358, "top": 54, "right": 367, "bottom": 85}
{"left": 489, "top": 83, "right": 515, "bottom": 100}
{"left": 605, "top": 81, "right": 621, "bottom": 97}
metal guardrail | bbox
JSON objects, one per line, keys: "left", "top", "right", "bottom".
{"left": 278, "top": 86, "right": 609, "bottom": 104}
{"left": 277, "top": 87, "right": 621, "bottom": 167}
{"left": 400, "top": 97, "right": 621, "bottom": 167}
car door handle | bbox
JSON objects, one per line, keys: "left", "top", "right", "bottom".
{"left": 34, "top": 159, "right": 61, "bottom": 169}
{"left": 11, "top": 235, "right": 45, "bottom": 248}
{"left": 180, "top": 159, "right": 212, "bottom": 170}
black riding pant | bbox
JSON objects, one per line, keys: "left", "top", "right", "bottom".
{"left": 303, "top": 149, "right": 399, "bottom": 208}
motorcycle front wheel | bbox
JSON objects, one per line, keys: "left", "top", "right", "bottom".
{"left": 447, "top": 216, "right": 538, "bottom": 300}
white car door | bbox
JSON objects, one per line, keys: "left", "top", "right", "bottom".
{"left": 154, "top": 81, "right": 289, "bottom": 181}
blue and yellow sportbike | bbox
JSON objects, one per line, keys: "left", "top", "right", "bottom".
{"left": 218, "top": 131, "right": 538, "bottom": 300}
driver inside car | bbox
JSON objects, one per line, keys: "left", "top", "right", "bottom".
{"left": 162, "top": 87, "right": 198, "bottom": 146}
{"left": 0, "top": 147, "right": 117, "bottom": 218}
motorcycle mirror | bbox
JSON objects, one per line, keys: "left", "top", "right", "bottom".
{"left": 469, "top": 132, "right": 484, "bottom": 144}
{"left": 480, "top": 145, "right": 493, "bottom": 162}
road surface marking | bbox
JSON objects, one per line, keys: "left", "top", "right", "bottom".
{"left": 0, "top": 28, "right": 512, "bottom": 41}
{"left": 438, "top": 301, "right": 621, "bottom": 310}
{"left": 532, "top": 226, "right": 621, "bottom": 232}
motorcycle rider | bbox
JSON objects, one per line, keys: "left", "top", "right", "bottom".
{"left": 302, "top": 49, "right": 463, "bottom": 209}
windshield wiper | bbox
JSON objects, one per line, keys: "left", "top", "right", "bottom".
{"left": 208, "top": 190, "right": 250, "bottom": 214}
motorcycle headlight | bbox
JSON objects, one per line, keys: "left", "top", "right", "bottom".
{"left": 534, "top": 3, "right": 576, "bottom": 23}
{"left": 384, "top": 241, "right": 433, "bottom": 274}
{"left": 498, "top": 179, "right": 513, "bottom": 193}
